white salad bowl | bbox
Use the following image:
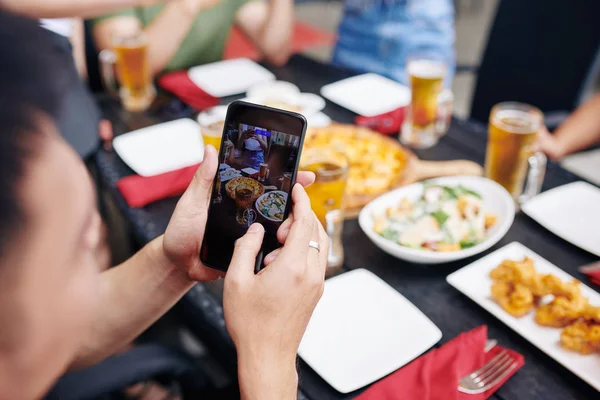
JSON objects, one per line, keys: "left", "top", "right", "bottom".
{"left": 256, "top": 191, "right": 288, "bottom": 222}
{"left": 358, "top": 176, "right": 515, "bottom": 264}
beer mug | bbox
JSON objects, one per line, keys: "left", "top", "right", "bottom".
{"left": 99, "top": 32, "right": 155, "bottom": 112}
{"left": 400, "top": 54, "right": 447, "bottom": 149}
{"left": 300, "top": 149, "right": 349, "bottom": 276}
{"left": 485, "top": 102, "right": 546, "bottom": 205}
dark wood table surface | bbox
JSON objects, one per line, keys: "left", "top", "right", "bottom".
{"left": 94, "top": 55, "right": 599, "bottom": 400}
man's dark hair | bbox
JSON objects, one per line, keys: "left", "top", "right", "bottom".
{"left": 0, "top": 10, "right": 71, "bottom": 258}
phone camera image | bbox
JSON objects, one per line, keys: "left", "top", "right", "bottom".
{"left": 202, "top": 120, "right": 301, "bottom": 270}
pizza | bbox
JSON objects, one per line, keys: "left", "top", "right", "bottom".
{"left": 225, "top": 177, "right": 264, "bottom": 200}
{"left": 302, "top": 124, "right": 410, "bottom": 210}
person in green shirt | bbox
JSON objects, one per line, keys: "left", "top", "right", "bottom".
{"left": 92, "top": 0, "right": 293, "bottom": 76}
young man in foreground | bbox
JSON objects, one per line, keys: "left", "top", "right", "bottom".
{"left": 0, "top": 11, "right": 327, "bottom": 400}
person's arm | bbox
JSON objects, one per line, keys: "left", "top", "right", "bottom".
{"left": 0, "top": 0, "right": 165, "bottom": 18}
{"left": 235, "top": 0, "right": 293, "bottom": 66}
{"left": 93, "top": 0, "right": 220, "bottom": 76}
{"left": 252, "top": 134, "right": 268, "bottom": 151}
{"left": 68, "top": 236, "right": 196, "bottom": 369}
{"left": 70, "top": 18, "right": 88, "bottom": 79}
{"left": 224, "top": 184, "right": 328, "bottom": 399}
{"left": 540, "top": 94, "right": 600, "bottom": 160}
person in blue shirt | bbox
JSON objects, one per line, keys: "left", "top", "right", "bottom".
{"left": 332, "top": 0, "right": 456, "bottom": 86}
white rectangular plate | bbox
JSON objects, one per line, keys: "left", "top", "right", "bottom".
{"left": 113, "top": 119, "right": 203, "bottom": 177}
{"left": 561, "top": 149, "right": 600, "bottom": 186}
{"left": 447, "top": 242, "right": 600, "bottom": 392}
{"left": 219, "top": 168, "right": 241, "bottom": 182}
{"left": 188, "top": 58, "right": 275, "bottom": 98}
{"left": 320, "top": 73, "right": 410, "bottom": 117}
{"left": 522, "top": 182, "right": 600, "bottom": 257}
{"left": 299, "top": 269, "right": 441, "bottom": 393}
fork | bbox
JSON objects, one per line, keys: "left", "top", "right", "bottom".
{"left": 458, "top": 343, "right": 518, "bottom": 394}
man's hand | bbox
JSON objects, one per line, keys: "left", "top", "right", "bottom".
{"left": 162, "top": 145, "right": 223, "bottom": 281}
{"left": 163, "top": 145, "right": 316, "bottom": 283}
{"left": 223, "top": 184, "right": 328, "bottom": 399}
{"left": 536, "top": 126, "right": 564, "bottom": 161}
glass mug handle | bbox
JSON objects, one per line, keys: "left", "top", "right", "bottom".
{"left": 99, "top": 49, "right": 119, "bottom": 97}
{"left": 519, "top": 151, "right": 547, "bottom": 204}
{"left": 435, "top": 90, "right": 453, "bottom": 138}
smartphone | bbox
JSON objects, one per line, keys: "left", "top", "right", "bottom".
{"left": 200, "top": 101, "right": 307, "bottom": 272}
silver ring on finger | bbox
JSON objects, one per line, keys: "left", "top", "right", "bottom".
{"left": 308, "top": 240, "right": 321, "bottom": 252}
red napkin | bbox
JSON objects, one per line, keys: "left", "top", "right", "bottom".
{"left": 157, "top": 71, "right": 219, "bottom": 111}
{"left": 579, "top": 261, "right": 600, "bottom": 286}
{"left": 355, "top": 326, "right": 524, "bottom": 400}
{"left": 355, "top": 106, "right": 407, "bottom": 135}
{"left": 116, "top": 163, "right": 200, "bottom": 208}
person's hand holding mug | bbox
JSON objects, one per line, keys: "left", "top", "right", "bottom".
{"left": 224, "top": 184, "right": 328, "bottom": 400}
{"left": 536, "top": 126, "right": 564, "bottom": 161}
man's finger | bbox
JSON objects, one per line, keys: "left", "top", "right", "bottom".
{"left": 296, "top": 171, "right": 316, "bottom": 188}
{"left": 263, "top": 248, "right": 282, "bottom": 266}
{"left": 276, "top": 214, "right": 294, "bottom": 243}
{"left": 278, "top": 184, "right": 315, "bottom": 263}
{"left": 315, "top": 222, "right": 329, "bottom": 279}
{"left": 227, "top": 224, "right": 264, "bottom": 280}
{"left": 186, "top": 145, "right": 218, "bottom": 205}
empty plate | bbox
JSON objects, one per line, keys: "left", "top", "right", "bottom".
{"left": 522, "top": 182, "right": 600, "bottom": 257}
{"left": 113, "top": 119, "right": 203, "bottom": 177}
{"left": 188, "top": 58, "right": 275, "bottom": 97}
{"left": 320, "top": 73, "right": 411, "bottom": 117}
{"left": 298, "top": 269, "right": 442, "bottom": 393}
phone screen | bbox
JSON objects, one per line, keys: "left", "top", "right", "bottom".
{"left": 200, "top": 102, "right": 306, "bottom": 272}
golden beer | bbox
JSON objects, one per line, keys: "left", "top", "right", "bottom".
{"left": 114, "top": 36, "right": 154, "bottom": 112}
{"left": 485, "top": 103, "right": 543, "bottom": 199}
{"left": 99, "top": 32, "right": 155, "bottom": 112}
{"left": 303, "top": 162, "right": 347, "bottom": 226}
{"left": 201, "top": 120, "right": 224, "bottom": 151}
{"left": 301, "top": 149, "right": 348, "bottom": 275}
{"left": 402, "top": 58, "right": 446, "bottom": 148}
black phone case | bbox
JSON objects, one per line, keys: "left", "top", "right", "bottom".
{"left": 200, "top": 101, "right": 308, "bottom": 273}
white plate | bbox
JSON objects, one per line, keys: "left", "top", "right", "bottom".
{"left": 522, "top": 182, "right": 600, "bottom": 257}
{"left": 447, "top": 242, "right": 600, "bottom": 392}
{"left": 358, "top": 176, "right": 515, "bottom": 264}
{"left": 299, "top": 269, "right": 441, "bottom": 393}
{"left": 219, "top": 168, "right": 241, "bottom": 182}
{"left": 241, "top": 167, "right": 259, "bottom": 175}
{"left": 320, "top": 73, "right": 411, "bottom": 117}
{"left": 246, "top": 80, "right": 300, "bottom": 99}
{"left": 306, "top": 111, "right": 331, "bottom": 128}
{"left": 240, "top": 92, "right": 326, "bottom": 116}
{"left": 255, "top": 190, "right": 288, "bottom": 222}
{"left": 113, "top": 119, "right": 203, "bottom": 177}
{"left": 188, "top": 58, "right": 275, "bottom": 98}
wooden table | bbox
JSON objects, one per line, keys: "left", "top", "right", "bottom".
{"left": 94, "top": 55, "right": 599, "bottom": 400}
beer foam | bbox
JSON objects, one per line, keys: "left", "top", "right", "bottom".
{"left": 408, "top": 60, "right": 446, "bottom": 79}
{"left": 492, "top": 109, "right": 540, "bottom": 134}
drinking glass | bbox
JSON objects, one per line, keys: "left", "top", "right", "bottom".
{"left": 300, "top": 149, "right": 349, "bottom": 276}
{"left": 280, "top": 172, "right": 292, "bottom": 192}
{"left": 99, "top": 32, "right": 155, "bottom": 112}
{"left": 485, "top": 102, "right": 546, "bottom": 205}
{"left": 197, "top": 106, "right": 227, "bottom": 152}
{"left": 400, "top": 54, "right": 447, "bottom": 149}
{"left": 258, "top": 163, "right": 269, "bottom": 182}
{"left": 235, "top": 186, "right": 255, "bottom": 226}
